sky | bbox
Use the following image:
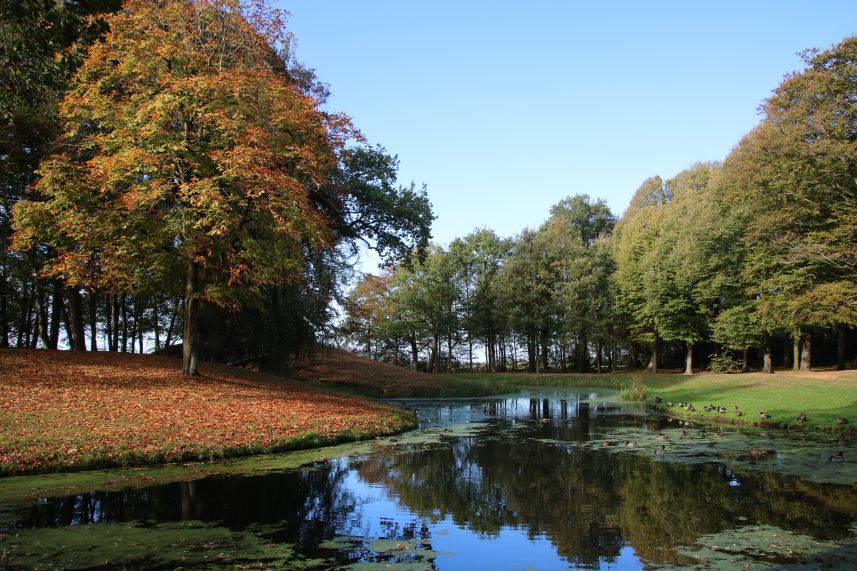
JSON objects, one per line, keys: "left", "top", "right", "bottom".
{"left": 275, "top": 0, "right": 856, "bottom": 271}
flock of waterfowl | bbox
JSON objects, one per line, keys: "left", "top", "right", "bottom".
{"left": 652, "top": 396, "right": 850, "bottom": 426}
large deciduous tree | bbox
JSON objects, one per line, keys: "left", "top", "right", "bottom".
{"left": 12, "top": 0, "right": 353, "bottom": 376}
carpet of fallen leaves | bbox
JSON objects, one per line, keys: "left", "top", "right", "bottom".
{"left": 0, "top": 349, "right": 414, "bottom": 475}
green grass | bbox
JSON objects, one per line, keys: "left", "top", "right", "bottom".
{"left": 641, "top": 369, "right": 857, "bottom": 432}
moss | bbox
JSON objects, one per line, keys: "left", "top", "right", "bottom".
{"left": 0, "top": 520, "right": 329, "bottom": 570}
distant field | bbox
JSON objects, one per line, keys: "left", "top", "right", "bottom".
{"left": 0, "top": 350, "right": 414, "bottom": 475}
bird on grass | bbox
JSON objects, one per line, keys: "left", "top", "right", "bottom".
{"left": 837, "top": 417, "right": 849, "bottom": 425}
{"left": 666, "top": 402, "right": 674, "bottom": 408}
{"left": 797, "top": 412, "right": 807, "bottom": 422}
{"left": 717, "top": 406, "right": 727, "bottom": 414}
{"left": 655, "top": 396, "right": 662, "bottom": 403}
{"left": 735, "top": 410, "right": 743, "bottom": 417}
{"left": 759, "top": 412, "right": 770, "bottom": 419}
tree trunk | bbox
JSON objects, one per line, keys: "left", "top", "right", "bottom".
{"left": 137, "top": 300, "right": 144, "bottom": 354}
{"left": 596, "top": 342, "right": 602, "bottom": 374}
{"left": 684, "top": 342, "right": 693, "bottom": 375}
{"left": 153, "top": 298, "right": 160, "bottom": 352}
{"left": 129, "top": 301, "right": 137, "bottom": 354}
{"left": 65, "top": 287, "right": 87, "bottom": 351}
{"left": 16, "top": 278, "right": 30, "bottom": 347}
{"left": 447, "top": 334, "right": 453, "bottom": 372}
{"left": 541, "top": 329, "right": 549, "bottom": 372}
{"left": 792, "top": 333, "right": 800, "bottom": 371}
{"left": 837, "top": 326, "right": 846, "bottom": 371}
{"left": 741, "top": 348, "right": 750, "bottom": 373}
{"left": 48, "top": 282, "right": 62, "bottom": 350}
{"left": 164, "top": 298, "right": 178, "bottom": 348}
{"left": 468, "top": 338, "right": 473, "bottom": 371}
{"left": 762, "top": 342, "right": 773, "bottom": 374}
{"left": 799, "top": 330, "right": 811, "bottom": 371}
{"left": 410, "top": 333, "right": 418, "bottom": 370}
{"left": 182, "top": 260, "right": 201, "bottom": 377}
{"left": 88, "top": 293, "right": 98, "bottom": 351}
{"left": 120, "top": 293, "right": 128, "bottom": 352}
{"left": 429, "top": 334, "right": 439, "bottom": 373}
{"left": 527, "top": 331, "right": 536, "bottom": 372}
{"left": 578, "top": 335, "right": 589, "bottom": 372}
{"left": 783, "top": 338, "right": 792, "bottom": 369}
{"left": 0, "top": 262, "right": 9, "bottom": 348}
{"left": 649, "top": 335, "right": 659, "bottom": 374}
{"left": 36, "top": 279, "right": 49, "bottom": 348}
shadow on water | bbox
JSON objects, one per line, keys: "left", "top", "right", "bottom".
{"left": 4, "top": 387, "right": 857, "bottom": 569}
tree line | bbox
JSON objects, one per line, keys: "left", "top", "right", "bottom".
{"left": 342, "top": 36, "right": 857, "bottom": 374}
{"left": 0, "top": 0, "right": 433, "bottom": 375}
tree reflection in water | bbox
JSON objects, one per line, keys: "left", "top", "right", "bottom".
{"left": 9, "top": 391, "right": 857, "bottom": 569}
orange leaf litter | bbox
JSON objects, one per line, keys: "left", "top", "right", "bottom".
{"left": 0, "top": 349, "right": 412, "bottom": 474}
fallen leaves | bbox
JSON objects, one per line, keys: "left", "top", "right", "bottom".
{"left": 0, "top": 349, "right": 413, "bottom": 474}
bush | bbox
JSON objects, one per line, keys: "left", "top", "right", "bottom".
{"left": 709, "top": 352, "right": 743, "bottom": 374}
{"left": 619, "top": 378, "right": 647, "bottom": 401}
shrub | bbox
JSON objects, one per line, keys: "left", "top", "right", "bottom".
{"left": 709, "top": 352, "right": 743, "bottom": 374}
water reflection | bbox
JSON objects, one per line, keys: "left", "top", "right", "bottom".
{"left": 5, "top": 389, "right": 857, "bottom": 569}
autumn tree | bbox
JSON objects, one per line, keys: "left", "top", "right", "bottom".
{"left": 12, "top": 0, "right": 356, "bottom": 376}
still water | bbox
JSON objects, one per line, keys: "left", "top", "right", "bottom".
{"left": 4, "top": 388, "right": 857, "bottom": 569}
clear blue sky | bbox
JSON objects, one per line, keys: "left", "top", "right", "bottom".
{"left": 276, "top": 0, "right": 855, "bottom": 264}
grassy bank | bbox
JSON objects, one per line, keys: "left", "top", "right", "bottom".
{"left": 0, "top": 350, "right": 415, "bottom": 475}
{"left": 643, "top": 368, "right": 857, "bottom": 432}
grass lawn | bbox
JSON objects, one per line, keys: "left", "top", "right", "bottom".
{"left": 643, "top": 368, "right": 857, "bottom": 432}
{"left": 0, "top": 349, "right": 415, "bottom": 475}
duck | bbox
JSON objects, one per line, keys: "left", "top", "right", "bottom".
{"left": 686, "top": 404, "right": 696, "bottom": 412}
{"left": 601, "top": 441, "right": 612, "bottom": 448}
{"left": 666, "top": 402, "right": 674, "bottom": 408}
{"left": 656, "top": 434, "right": 669, "bottom": 441}
{"left": 797, "top": 412, "right": 807, "bottom": 422}
{"left": 655, "top": 396, "right": 662, "bottom": 403}
{"left": 717, "top": 407, "right": 727, "bottom": 414}
{"left": 759, "top": 412, "right": 770, "bottom": 419}
{"left": 625, "top": 441, "right": 637, "bottom": 448}
{"left": 837, "top": 417, "right": 849, "bottom": 425}
{"left": 828, "top": 451, "right": 845, "bottom": 463}
{"left": 735, "top": 410, "right": 743, "bottom": 417}
{"left": 750, "top": 447, "right": 770, "bottom": 458}
{"left": 703, "top": 405, "right": 712, "bottom": 413}
{"left": 655, "top": 446, "right": 666, "bottom": 455}
{"left": 681, "top": 429, "right": 689, "bottom": 437}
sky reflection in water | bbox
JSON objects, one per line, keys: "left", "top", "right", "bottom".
{"left": 5, "top": 388, "right": 857, "bottom": 570}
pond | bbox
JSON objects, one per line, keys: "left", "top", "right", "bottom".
{"left": 3, "top": 387, "right": 857, "bottom": 569}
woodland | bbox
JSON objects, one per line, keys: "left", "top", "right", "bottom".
{"left": 0, "top": 1, "right": 854, "bottom": 379}
{"left": 343, "top": 39, "right": 857, "bottom": 375}
{"left": 1, "top": 0, "right": 433, "bottom": 376}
